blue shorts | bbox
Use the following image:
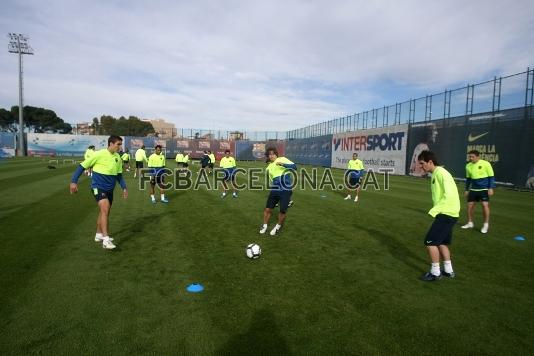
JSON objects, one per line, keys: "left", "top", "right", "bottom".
{"left": 425, "top": 214, "right": 457, "bottom": 246}
{"left": 266, "top": 190, "right": 292, "bottom": 213}
{"left": 223, "top": 168, "right": 236, "bottom": 181}
{"left": 150, "top": 174, "right": 165, "bottom": 185}
{"left": 345, "top": 171, "right": 362, "bottom": 188}
{"left": 349, "top": 176, "right": 361, "bottom": 187}
{"left": 92, "top": 187, "right": 113, "bottom": 205}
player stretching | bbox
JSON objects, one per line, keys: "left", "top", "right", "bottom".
{"left": 417, "top": 151, "right": 460, "bottom": 281}
{"left": 148, "top": 145, "right": 169, "bottom": 204}
{"left": 70, "top": 136, "right": 127, "bottom": 250}
{"left": 219, "top": 149, "right": 238, "bottom": 198}
{"left": 343, "top": 152, "right": 365, "bottom": 202}
{"left": 461, "top": 150, "right": 495, "bottom": 234}
{"left": 260, "top": 148, "right": 297, "bottom": 236}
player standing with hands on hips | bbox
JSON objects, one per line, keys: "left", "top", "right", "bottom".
{"left": 70, "top": 135, "right": 128, "bottom": 250}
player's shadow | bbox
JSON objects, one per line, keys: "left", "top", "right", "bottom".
{"left": 216, "top": 308, "right": 293, "bottom": 356}
{"left": 358, "top": 225, "right": 426, "bottom": 272}
{"left": 112, "top": 213, "right": 163, "bottom": 246}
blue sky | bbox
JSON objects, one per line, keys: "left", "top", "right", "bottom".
{"left": 0, "top": 0, "right": 533, "bottom": 131}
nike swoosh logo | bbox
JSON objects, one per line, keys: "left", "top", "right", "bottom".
{"left": 468, "top": 132, "right": 489, "bottom": 142}
{"left": 426, "top": 241, "right": 432, "bottom": 244}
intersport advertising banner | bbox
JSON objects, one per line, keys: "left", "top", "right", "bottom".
{"left": 331, "top": 124, "right": 408, "bottom": 174}
{"left": 27, "top": 133, "right": 110, "bottom": 156}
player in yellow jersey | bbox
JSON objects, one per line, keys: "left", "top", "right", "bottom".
{"left": 121, "top": 149, "right": 131, "bottom": 172}
{"left": 461, "top": 150, "right": 495, "bottom": 234}
{"left": 148, "top": 145, "right": 168, "bottom": 203}
{"left": 219, "top": 149, "right": 238, "bottom": 198}
{"left": 70, "top": 136, "right": 128, "bottom": 250}
{"left": 175, "top": 151, "right": 184, "bottom": 168}
{"left": 260, "top": 148, "right": 297, "bottom": 236}
{"left": 84, "top": 145, "right": 95, "bottom": 176}
{"left": 343, "top": 153, "right": 365, "bottom": 202}
{"left": 134, "top": 145, "right": 148, "bottom": 178}
{"left": 183, "top": 152, "right": 189, "bottom": 169}
{"left": 417, "top": 151, "right": 460, "bottom": 281}
{"left": 208, "top": 151, "right": 216, "bottom": 174}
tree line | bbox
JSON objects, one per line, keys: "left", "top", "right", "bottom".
{"left": 91, "top": 116, "right": 155, "bottom": 136}
{"left": 0, "top": 106, "right": 72, "bottom": 133}
{"left": 0, "top": 106, "right": 155, "bottom": 137}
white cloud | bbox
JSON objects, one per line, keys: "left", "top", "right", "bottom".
{"left": 0, "top": 0, "right": 532, "bottom": 131}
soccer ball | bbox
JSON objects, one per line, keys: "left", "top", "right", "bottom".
{"left": 246, "top": 243, "right": 261, "bottom": 259}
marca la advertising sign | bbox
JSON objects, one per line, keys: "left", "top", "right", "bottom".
{"left": 331, "top": 124, "right": 408, "bottom": 175}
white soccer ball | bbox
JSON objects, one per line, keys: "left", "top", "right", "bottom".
{"left": 246, "top": 243, "right": 261, "bottom": 259}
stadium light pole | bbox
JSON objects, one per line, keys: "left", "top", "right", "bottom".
{"left": 8, "top": 33, "right": 34, "bottom": 156}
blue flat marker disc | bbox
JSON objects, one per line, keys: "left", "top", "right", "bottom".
{"left": 186, "top": 283, "right": 204, "bottom": 293}
{"left": 514, "top": 236, "right": 525, "bottom": 241}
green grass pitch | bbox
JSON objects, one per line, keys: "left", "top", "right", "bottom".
{"left": 0, "top": 157, "right": 533, "bottom": 354}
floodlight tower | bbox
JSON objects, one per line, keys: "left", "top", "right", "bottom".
{"left": 8, "top": 33, "right": 34, "bottom": 156}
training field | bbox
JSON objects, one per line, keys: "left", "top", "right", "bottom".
{"left": 0, "top": 157, "right": 533, "bottom": 354}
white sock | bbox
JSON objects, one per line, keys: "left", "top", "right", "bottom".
{"left": 102, "top": 236, "right": 110, "bottom": 241}
{"left": 151, "top": 194, "right": 155, "bottom": 201}
{"left": 346, "top": 195, "right": 351, "bottom": 198}
{"left": 483, "top": 222, "right": 489, "bottom": 228}
{"left": 274, "top": 224, "right": 282, "bottom": 230}
{"left": 443, "top": 260, "right": 453, "bottom": 274}
{"left": 262, "top": 224, "right": 267, "bottom": 228}
{"left": 95, "top": 233, "right": 103, "bottom": 238}
{"left": 431, "top": 263, "right": 441, "bottom": 276}
{"left": 161, "top": 194, "right": 165, "bottom": 200}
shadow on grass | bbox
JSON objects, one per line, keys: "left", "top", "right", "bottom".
{"left": 216, "top": 308, "right": 292, "bottom": 356}
{"left": 358, "top": 225, "right": 426, "bottom": 273}
{"left": 111, "top": 213, "right": 164, "bottom": 247}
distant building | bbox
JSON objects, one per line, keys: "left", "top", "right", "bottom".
{"left": 229, "top": 131, "right": 244, "bottom": 141}
{"left": 201, "top": 133, "right": 215, "bottom": 140}
{"left": 73, "top": 122, "right": 94, "bottom": 135}
{"left": 143, "top": 118, "right": 176, "bottom": 139}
